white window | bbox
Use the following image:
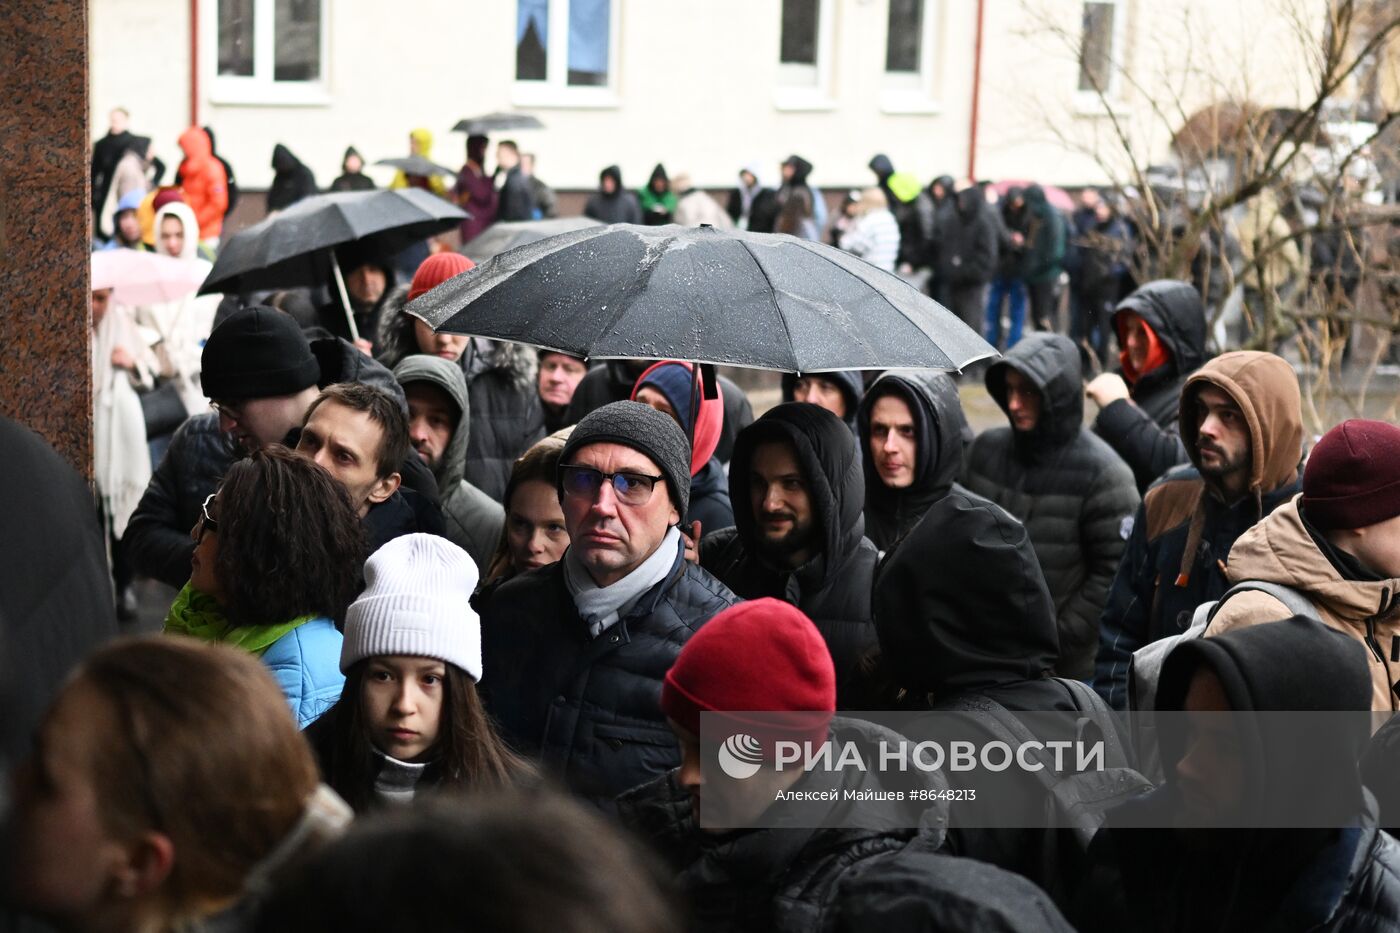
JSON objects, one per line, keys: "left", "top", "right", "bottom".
{"left": 775, "top": 0, "right": 836, "bottom": 110}
{"left": 882, "top": 0, "right": 941, "bottom": 113}
{"left": 513, "top": 0, "right": 620, "bottom": 108}
{"left": 207, "top": 0, "right": 329, "bottom": 105}
{"left": 1077, "top": 0, "right": 1123, "bottom": 97}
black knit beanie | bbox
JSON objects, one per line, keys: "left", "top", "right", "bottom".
{"left": 559, "top": 401, "right": 692, "bottom": 518}
{"left": 201, "top": 306, "right": 321, "bottom": 400}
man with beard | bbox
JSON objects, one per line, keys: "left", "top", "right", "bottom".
{"left": 1093, "top": 351, "right": 1303, "bottom": 709}
{"left": 700, "top": 404, "right": 878, "bottom": 706}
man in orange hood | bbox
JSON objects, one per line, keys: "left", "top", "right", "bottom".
{"left": 176, "top": 127, "right": 228, "bottom": 245}
{"left": 1092, "top": 350, "right": 1303, "bottom": 709}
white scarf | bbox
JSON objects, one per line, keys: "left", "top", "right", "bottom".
{"left": 564, "top": 526, "right": 682, "bottom": 638}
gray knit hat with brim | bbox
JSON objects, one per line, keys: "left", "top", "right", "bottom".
{"left": 559, "top": 401, "right": 692, "bottom": 518}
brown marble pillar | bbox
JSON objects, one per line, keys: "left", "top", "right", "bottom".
{"left": 0, "top": 1, "right": 92, "bottom": 477}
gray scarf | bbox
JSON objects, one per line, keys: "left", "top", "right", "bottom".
{"left": 564, "top": 527, "right": 682, "bottom": 638}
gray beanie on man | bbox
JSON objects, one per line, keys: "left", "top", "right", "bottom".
{"left": 559, "top": 401, "right": 692, "bottom": 517}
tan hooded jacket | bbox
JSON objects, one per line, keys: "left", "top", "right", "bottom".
{"left": 1211, "top": 495, "right": 1400, "bottom": 711}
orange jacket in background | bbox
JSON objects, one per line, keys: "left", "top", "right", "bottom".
{"left": 177, "top": 127, "right": 228, "bottom": 241}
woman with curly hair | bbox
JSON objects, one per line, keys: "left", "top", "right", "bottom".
{"left": 164, "top": 445, "right": 368, "bottom": 726}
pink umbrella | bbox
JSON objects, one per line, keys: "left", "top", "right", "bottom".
{"left": 91, "top": 249, "right": 208, "bottom": 305}
{"left": 991, "top": 180, "right": 1076, "bottom": 213}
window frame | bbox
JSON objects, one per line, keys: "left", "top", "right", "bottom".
{"left": 1074, "top": 0, "right": 1128, "bottom": 109}
{"left": 773, "top": 0, "right": 837, "bottom": 112}
{"left": 880, "top": 0, "right": 943, "bottom": 115}
{"left": 511, "top": 0, "right": 622, "bottom": 110}
{"left": 203, "top": 0, "right": 331, "bottom": 107}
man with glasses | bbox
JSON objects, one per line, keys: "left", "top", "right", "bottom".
{"left": 126, "top": 306, "right": 440, "bottom": 589}
{"left": 478, "top": 401, "right": 737, "bottom": 812}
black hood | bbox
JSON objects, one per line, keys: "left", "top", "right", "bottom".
{"left": 1111, "top": 280, "right": 1207, "bottom": 379}
{"left": 728, "top": 402, "right": 865, "bottom": 567}
{"left": 985, "top": 332, "right": 1083, "bottom": 451}
{"left": 857, "top": 371, "right": 968, "bottom": 503}
{"left": 272, "top": 143, "right": 303, "bottom": 174}
{"left": 779, "top": 370, "right": 865, "bottom": 430}
{"left": 930, "top": 175, "right": 956, "bottom": 199}
{"left": 954, "top": 186, "right": 984, "bottom": 219}
{"left": 784, "top": 155, "right": 813, "bottom": 186}
{"left": 868, "top": 154, "right": 895, "bottom": 179}
{"left": 342, "top": 146, "right": 362, "bottom": 170}
{"left": 1155, "top": 615, "right": 1371, "bottom": 826}
{"left": 875, "top": 492, "right": 1059, "bottom": 696}
{"left": 202, "top": 126, "right": 220, "bottom": 153}
{"left": 648, "top": 163, "right": 670, "bottom": 190}
{"left": 599, "top": 164, "right": 623, "bottom": 193}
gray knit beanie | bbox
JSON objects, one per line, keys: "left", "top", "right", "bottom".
{"left": 559, "top": 401, "right": 692, "bottom": 517}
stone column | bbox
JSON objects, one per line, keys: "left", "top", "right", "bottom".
{"left": 0, "top": 1, "right": 92, "bottom": 477}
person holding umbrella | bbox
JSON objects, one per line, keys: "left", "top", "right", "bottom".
{"left": 391, "top": 129, "right": 448, "bottom": 197}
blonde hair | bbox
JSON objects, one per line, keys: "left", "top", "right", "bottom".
{"left": 852, "top": 187, "right": 889, "bottom": 217}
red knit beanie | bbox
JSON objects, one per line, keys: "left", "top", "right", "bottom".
{"left": 661, "top": 599, "right": 835, "bottom": 749}
{"left": 1303, "top": 419, "right": 1400, "bottom": 530}
{"left": 408, "top": 252, "right": 475, "bottom": 301}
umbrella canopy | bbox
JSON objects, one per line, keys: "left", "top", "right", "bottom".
{"left": 461, "top": 216, "right": 603, "bottom": 264}
{"left": 409, "top": 224, "right": 995, "bottom": 373}
{"left": 198, "top": 188, "right": 466, "bottom": 296}
{"left": 92, "top": 249, "right": 208, "bottom": 306}
{"left": 992, "top": 180, "right": 1076, "bottom": 213}
{"left": 452, "top": 112, "right": 545, "bottom": 134}
{"left": 373, "top": 156, "right": 458, "bottom": 179}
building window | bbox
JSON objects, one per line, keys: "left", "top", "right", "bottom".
{"left": 1078, "top": 1, "right": 1118, "bottom": 94}
{"left": 781, "top": 0, "right": 819, "bottom": 68}
{"left": 208, "top": 0, "right": 328, "bottom": 105}
{"left": 776, "top": 0, "right": 834, "bottom": 105}
{"left": 514, "top": 0, "right": 618, "bottom": 105}
{"left": 885, "top": 0, "right": 922, "bottom": 73}
{"left": 881, "top": 0, "right": 940, "bottom": 111}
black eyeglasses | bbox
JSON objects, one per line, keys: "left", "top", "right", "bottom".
{"left": 560, "top": 465, "right": 665, "bottom": 506}
{"left": 209, "top": 400, "right": 245, "bottom": 421}
{"left": 198, "top": 492, "right": 219, "bottom": 534}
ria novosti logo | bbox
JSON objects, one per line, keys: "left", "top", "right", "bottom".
{"left": 717, "top": 733, "right": 764, "bottom": 779}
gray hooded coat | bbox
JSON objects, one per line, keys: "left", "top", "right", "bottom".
{"left": 392, "top": 355, "right": 505, "bottom": 571}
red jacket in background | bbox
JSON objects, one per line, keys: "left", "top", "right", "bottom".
{"left": 177, "top": 127, "right": 228, "bottom": 241}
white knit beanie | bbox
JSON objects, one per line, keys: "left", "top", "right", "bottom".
{"left": 342, "top": 534, "right": 482, "bottom": 681}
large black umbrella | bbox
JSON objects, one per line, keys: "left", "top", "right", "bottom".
{"left": 199, "top": 189, "right": 466, "bottom": 340}
{"left": 408, "top": 223, "right": 995, "bottom": 373}
{"left": 452, "top": 112, "right": 545, "bottom": 134}
{"left": 461, "top": 216, "right": 603, "bottom": 264}
{"left": 374, "top": 156, "right": 458, "bottom": 179}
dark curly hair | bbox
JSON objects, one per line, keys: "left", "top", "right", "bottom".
{"left": 212, "top": 445, "right": 367, "bottom": 627}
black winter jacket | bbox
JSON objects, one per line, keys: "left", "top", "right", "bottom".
{"left": 584, "top": 166, "right": 643, "bottom": 225}
{"left": 936, "top": 187, "right": 1000, "bottom": 288}
{"left": 477, "top": 541, "right": 737, "bottom": 812}
{"left": 125, "top": 337, "right": 436, "bottom": 587}
{"left": 1092, "top": 280, "right": 1208, "bottom": 492}
{"left": 779, "top": 369, "right": 864, "bottom": 437}
{"left": 700, "top": 404, "right": 878, "bottom": 707}
{"left": 495, "top": 165, "right": 537, "bottom": 222}
{"left": 461, "top": 340, "right": 546, "bottom": 502}
{"left": 266, "top": 144, "right": 317, "bottom": 212}
{"left": 856, "top": 372, "right": 972, "bottom": 552}
{"left": 964, "top": 334, "right": 1139, "bottom": 679}
{"left": 688, "top": 457, "right": 734, "bottom": 534}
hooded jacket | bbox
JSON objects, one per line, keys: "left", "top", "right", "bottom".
{"left": 1020, "top": 185, "right": 1066, "bottom": 285}
{"left": 266, "top": 144, "right": 318, "bottom": 212}
{"left": 1208, "top": 496, "right": 1400, "bottom": 711}
{"left": 856, "top": 372, "right": 973, "bottom": 552}
{"left": 392, "top": 355, "right": 506, "bottom": 570}
{"left": 965, "top": 334, "right": 1140, "bottom": 679}
{"left": 331, "top": 146, "right": 376, "bottom": 193}
{"left": 176, "top": 126, "right": 228, "bottom": 240}
{"left": 584, "top": 166, "right": 643, "bottom": 225}
{"left": 374, "top": 285, "right": 437, "bottom": 373}
{"left": 1093, "top": 280, "right": 1209, "bottom": 492}
{"left": 631, "top": 361, "right": 733, "bottom": 531}
{"left": 936, "top": 187, "right": 1000, "bottom": 288}
{"left": 1075, "top": 616, "right": 1400, "bottom": 933}
{"left": 700, "top": 404, "right": 879, "bottom": 707}
{"left": 1093, "top": 351, "right": 1304, "bottom": 709}
{"left": 462, "top": 339, "right": 546, "bottom": 502}
{"left": 868, "top": 154, "right": 936, "bottom": 270}
{"left": 779, "top": 370, "right": 864, "bottom": 437}
{"left": 142, "top": 200, "right": 220, "bottom": 414}
{"left": 390, "top": 129, "right": 447, "bottom": 197}
{"left": 638, "top": 164, "right": 677, "bottom": 225}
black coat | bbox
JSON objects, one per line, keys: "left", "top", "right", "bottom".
{"left": 477, "top": 543, "right": 737, "bottom": 812}
{"left": 688, "top": 457, "right": 734, "bottom": 534}
{"left": 779, "top": 369, "right": 864, "bottom": 437}
{"left": 935, "top": 188, "right": 999, "bottom": 287}
{"left": 584, "top": 166, "right": 643, "bottom": 225}
{"left": 266, "top": 144, "right": 318, "bottom": 212}
{"left": 1092, "top": 280, "right": 1208, "bottom": 493}
{"left": 495, "top": 165, "right": 537, "bottom": 222}
{"left": 461, "top": 341, "right": 546, "bottom": 502}
{"left": 700, "top": 403, "right": 878, "bottom": 707}
{"left": 566, "top": 363, "right": 755, "bottom": 467}
{"left": 964, "top": 334, "right": 1139, "bottom": 679}
{"left": 856, "top": 371, "right": 972, "bottom": 552}
{"left": 125, "top": 337, "right": 438, "bottom": 588}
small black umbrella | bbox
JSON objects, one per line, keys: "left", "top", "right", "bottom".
{"left": 199, "top": 189, "right": 466, "bottom": 341}
{"left": 408, "top": 223, "right": 995, "bottom": 373}
{"left": 452, "top": 112, "right": 545, "bottom": 135}
{"left": 461, "top": 216, "right": 603, "bottom": 264}
{"left": 374, "top": 156, "right": 458, "bottom": 179}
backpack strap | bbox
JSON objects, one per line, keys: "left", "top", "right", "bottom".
{"left": 1056, "top": 678, "right": 1131, "bottom": 770}
{"left": 1205, "top": 580, "right": 1322, "bottom": 629}
{"left": 944, "top": 693, "right": 1059, "bottom": 792}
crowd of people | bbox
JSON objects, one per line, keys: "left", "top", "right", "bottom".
{"left": 27, "top": 104, "right": 1400, "bottom": 931}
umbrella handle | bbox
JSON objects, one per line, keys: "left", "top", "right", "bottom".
{"left": 330, "top": 253, "right": 362, "bottom": 344}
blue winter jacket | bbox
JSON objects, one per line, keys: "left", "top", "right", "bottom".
{"left": 261, "top": 617, "right": 345, "bottom": 728}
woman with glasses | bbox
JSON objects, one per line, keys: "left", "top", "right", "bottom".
{"left": 164, "top": 445, "right": 367, "bottom": 727}
{"left": 4, "top": 636, "right": 351, "bottom": 933}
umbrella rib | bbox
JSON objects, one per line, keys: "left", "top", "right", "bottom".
{"left": 738, "top": 240, "right": 797, "bottom": 368}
